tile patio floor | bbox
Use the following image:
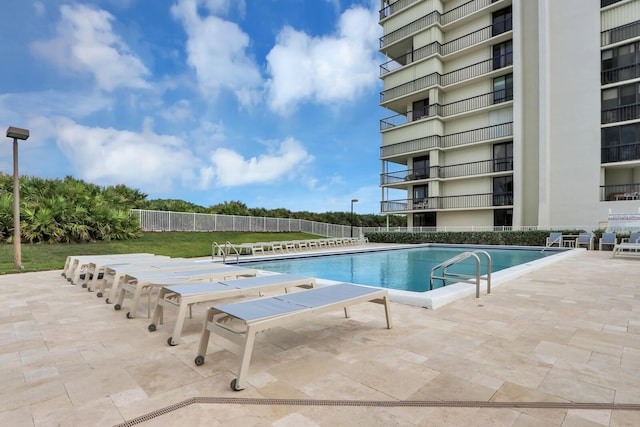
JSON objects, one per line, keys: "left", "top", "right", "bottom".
{"left": 1, "top": 249, "right": 640, "bottom": 426}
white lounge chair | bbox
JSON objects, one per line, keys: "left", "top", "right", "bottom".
{"left": 83, "top": 255, "right": 174, "bottom": 292}
{"left": 113, "top": 265, "right": 258, "bottom": 319}
{"left": 103, "top": 260, "right": 229, "bottom": 303}
{"left": 194, "top": 283, "right": 392, "bottom": 391}
{"left": 612, "top": 241, "right": 640, "bottom": 258}
{"left": 148, "top": 273, "right": 316, "bottom": 346}
{"left": 63, "top": 253, "right": 154, "bottom": 285}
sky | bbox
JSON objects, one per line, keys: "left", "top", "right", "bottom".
{"left": 0, "top": 0, "right": 387, "bottom": 214}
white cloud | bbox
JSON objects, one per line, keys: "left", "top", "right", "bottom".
{"left": 171, "top": 0, "right": 261, "bottom": 108}
{"left": 208, "top": 137, "right": 314, "bottom": 187}
{"left": 46, "top": 117, "right": 197, "bottom": 191}
{"left": 31, "top": 4, "right": 149, "bottom": 92}
{"left": 265, "top": 5, "right": 380, "bottom": 115}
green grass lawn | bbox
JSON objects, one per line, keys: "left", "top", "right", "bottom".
{"left": 0, "top": 232, "right": 320, "bottom": 274}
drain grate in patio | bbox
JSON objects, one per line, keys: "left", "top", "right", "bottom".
{"left": 114, "top": 397, "right": 640, "bottom": 427}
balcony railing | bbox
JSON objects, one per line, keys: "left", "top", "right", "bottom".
{"left": 380, "top": 192, "right": 513, "bottom": 212}
{"left": 381, "top": 89, "right": 512, "bottom": 130}
{"left": 380, "top": 0, "right": 495, "bottom": 49}
{"left": 601, "top": 20, "right": 640, "bottom": 46}
{"left": 379, "top": 0, "right": 421, "bottom": 21}
{"left": 381, "top": 157, "right": 513, "bottom": 184}
{"left": 380, "top": 53, "right": 512, "bottom": 103}
{"left": 600, "top": 183, "right": 640, "bottom": 201}
{"left": 380, "top": 25, "right": 498, "bottom": 76}
{"left": 381, "top": 122, "right": 513, "bottom": 158}
{"left": 601, "top": 0, "right": 625, "bottom": 8}
{"left": 601, "top": 141, "right": 640, "bottom": 163}
{"left": 602, "top": 63, "right": 640, "bottom": 85}
{"left": 602, "top": 104, "right": 640, "bottom": 124}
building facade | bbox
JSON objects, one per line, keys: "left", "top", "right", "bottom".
{"left": 378, "top": 0, "right": 640, "bottom": 229}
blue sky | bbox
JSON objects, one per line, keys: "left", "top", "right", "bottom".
{"left": 0, "top": 0, "right": 385, "bottom": 214}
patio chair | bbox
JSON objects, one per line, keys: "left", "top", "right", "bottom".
{"left": 599, "top": 233, "right": 617, "bottom": 251}
{"left": 148, "top": 273, "right": 316, "bottom": 346}
{"left": 194, "top": 283, "right": 392, "bottom": 391}
{"left": 545, "top": 232, "right": 563, "bottom": 247}
{"left": 575, "top": 232, "right": 594, "bottom": 250}
{"left": 627, "top": 232, "right": 640, "bottom": 244}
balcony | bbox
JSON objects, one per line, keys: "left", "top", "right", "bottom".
{"left": 379, "top": 0, "right": 496, "bottom": 49}
{"left": 602, "top": 104, "right": 640, "bottom": 124}
{"left": 380, "top": 53, "right": 512, "bottom": 104}
{"left": 601, "top": 20, "right": 640, "bottom": 46}
{"left": 380, "top": 25, "right": 500, "bottom": 76}
{"left": 381, "top": 157, "right": 513, "bottom": 185}
{"left": 381, "top": 88, "right": 512, "bottom": 130}
{"left": 381, "top": 122, "right": 513, "bottom": 159}
{"left": 602, "top": 63, "right": 640, "bottom": 85}
{"left": 601, "top": 141, "right": 640, "bottom": 163}
{"left": 380, "top": 192, "right": 513, "bottom": 213}
{"left": 379, "top": 0, "right": 421, "bottom": 21}
{"left": 600, "top": 183, "right": 640, "bottom": 201}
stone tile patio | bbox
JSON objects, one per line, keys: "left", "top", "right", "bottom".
{"left": 1, "top": 249, "right": 639, "bottom": 426}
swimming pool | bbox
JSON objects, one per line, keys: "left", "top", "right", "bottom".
{"left": 242, "top": 244, "right": 566, "bottom": 293}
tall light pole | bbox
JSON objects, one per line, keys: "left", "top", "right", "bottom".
{"left": 6, "top": 126, "right": 30, "bottom": 271}
{"left": 350, "top": 199, "right": 358, "bottom": 237}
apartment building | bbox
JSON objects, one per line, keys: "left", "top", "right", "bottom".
{"left": 378, "top": 0, "right": 640, "bottom": 229}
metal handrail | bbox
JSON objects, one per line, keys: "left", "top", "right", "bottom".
{"left": 224, "top": 241, "right": 240, "bottom": 264}
{"left": 429, "top": 250, "right": 491, "bottom": 298}
{"left": 212, "top": 241, "right": 225, "bottom": 260}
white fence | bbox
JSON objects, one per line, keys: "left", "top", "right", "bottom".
{"left": 130, "top": 209, "right": 360, "bottom": 237}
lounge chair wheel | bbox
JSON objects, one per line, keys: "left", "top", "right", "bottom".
{"left": 114, "top": 304, "right": 121, "bottom": 311}
{"left": 61, "top": 272, "right": 66, "bottom": 277}
{"left": 96, "top": 292, "right": 102, "bottom": 298}
{"left": 126, "top": 312, "right": 134, "bottom": 319}
{"left": 230, "top": 379, "right": 244, "bottom": 391}
{"left": 81, "top": 283, "right": 87, "bottom": 288}
{"left": 105, "top": 298, "right": 111, "bottom": 304}
{"left": 194, "top": 355, "right": 204, "bottom": 366}
{"left": 167, "top": 337, "right": 176, "bottom": 346}
{"left": 148, "top": 324, "right": 156, "bottom": 332}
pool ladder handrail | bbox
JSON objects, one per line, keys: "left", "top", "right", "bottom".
{"left": 429, "top": 250, "right": 491, "bottom": 298}
{"left": 211, "top": 241, "right": 240, "bottom": 264}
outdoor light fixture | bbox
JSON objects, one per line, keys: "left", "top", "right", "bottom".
{"left": 6, "top": 126, "right": 30, "bottom": 271}
{"left": 350, "top": 198, "right": 359, "bottom": 238}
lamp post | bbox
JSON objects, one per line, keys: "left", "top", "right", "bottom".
{"left": 6, "top": 126, "right": 30, "bottom": 271}
{"left": 350, "top": 199, "right": 358, "bottom": 238}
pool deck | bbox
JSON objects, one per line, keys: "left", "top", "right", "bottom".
{"left": 1, "top": 248, "right": 640, "bottom": 426}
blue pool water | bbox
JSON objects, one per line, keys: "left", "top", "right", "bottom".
{"left": 243, "top": 245, "right": 560, "bottom": 292}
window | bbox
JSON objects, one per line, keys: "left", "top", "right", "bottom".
{"left": 493, "top": 74, "right": 513, "bottom": 103}
{"left": 601, "top": 42, "right": 640, "bottom": 84}
{"left": 414, "top": 212, "right": 436, "bottom": 227}
{"left": 493, "top": 40, "right": 513, "bottom": 70}
{"left": 412, "top": 98, "right": 429, "bottom": 121}
{"left": 413, "top": 184, "right": 428, "bottom": 209}
{"left": 601, "top": 82, "right": 640, "bottom": 123}
{"left": 493, "top": 176, "right": 513, "bottom": 206}
{"left": 493, "top": 142, "right": 513, "bottom": 172}
{"left": 413, "top": 156, "right": 430, "bottom": 179}
{"left": 492, "top": 6, "right": 512, "bottom": 36}
{"left": 601, "top": 123, "right": 640, "bottom": 163}
{"left": 494, "top": 209, "right": 513, "bottom": 228}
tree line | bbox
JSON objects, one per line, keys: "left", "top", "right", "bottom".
{"left": 0, "top": 174, "right": 405, "bottom": 243}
